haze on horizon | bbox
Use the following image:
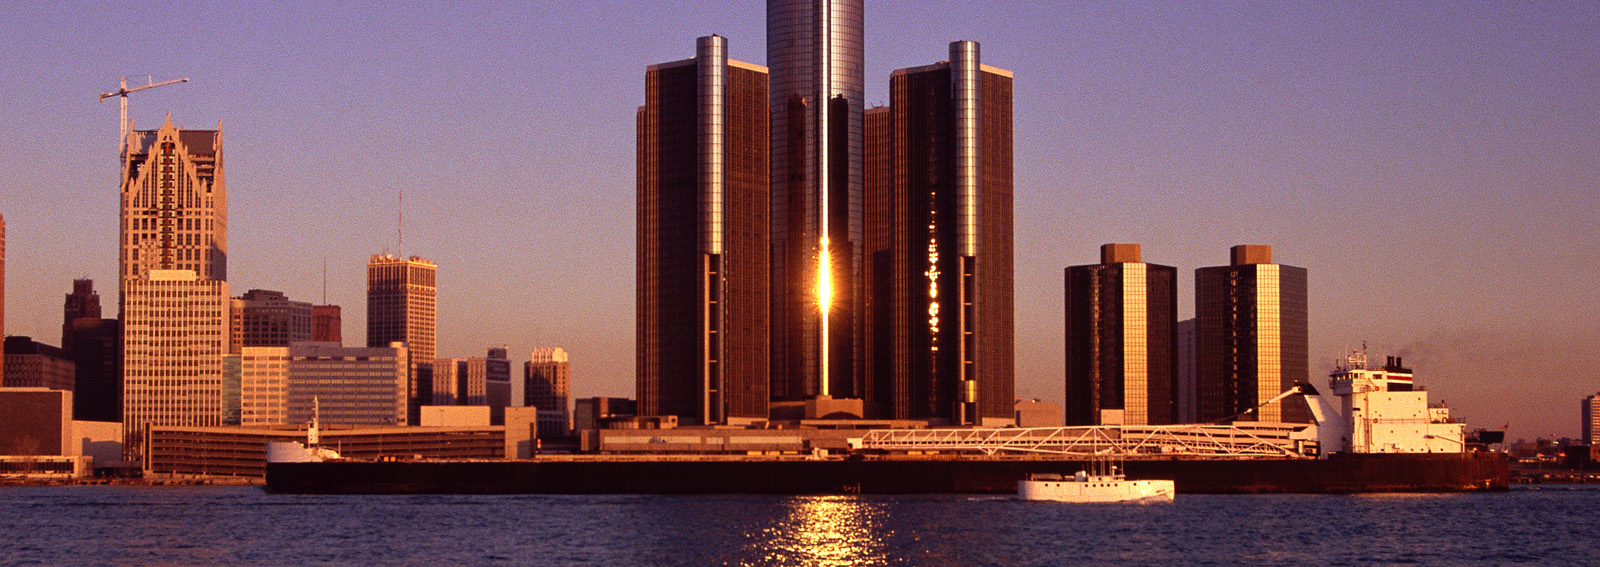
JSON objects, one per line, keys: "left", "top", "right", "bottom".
{"left": 1, "top": 2, "right": 1594, "bottom": 441}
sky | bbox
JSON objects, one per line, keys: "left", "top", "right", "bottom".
{"left": 2, "top": 1, "right": 1595, "bottom": 441}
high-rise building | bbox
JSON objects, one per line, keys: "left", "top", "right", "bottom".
{"left": 1194, "top": 245, "right": 1309, "bottom": 423}
{"left": 1176, "top": 318, "right": 1197, "bottom": 423}
{"left": 367, "top": 254, "right": 436, "bottom": 424}
{"left": 1, "top": 214, "right": 6, "bottom": 387}
{"left": 1063, "top": 244, "right": 1177, "bottom": 426}
{"left": 229, "top": 289, "right": 313, "bottom": 353}
{"left": 526, "top": 347, "right": 572, "bottom": 438}
{"left": 118, "top": 117, "right": 226, "bottom": 287}
{"left": 432, "top": 357, "right": 488, "bottom": 407}
{"left": 637, "top": 35, "right": 771, "bottom": 424}
{"left": 117, "top": 117, "right": 228, "bottom": 461}
{"left": 311, "top": 305, "right": 342, "bottom": 344}
{"left": 62, "top": 279, "right": 120, "bottom": 422}
{"left": 240, "top": 343, "right": 408, "bottom": 426}
{"left": 3, "top": 337, "right": 75, "bottom": 392}
{"left": 863, "top": 41, "right": 1014, "bottom": 424}
{"left": 768, "top": 0, "right": 867, "bottom": 402}
{"left": 1584, "top": 393, "right": 1600, "bottom": 446}
{"left": 484, "top": 347, "right": 512, "bottom": 424}
{"left": 121, "top": 270, "right": 228, "bottom": 457}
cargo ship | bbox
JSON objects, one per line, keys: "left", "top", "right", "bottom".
{"left": 264, "top": 352, "right": 1509, "bottom": 495}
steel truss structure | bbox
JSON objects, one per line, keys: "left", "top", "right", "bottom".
{"left": 856, "top": 424, "right": 1315, "bottom": 459}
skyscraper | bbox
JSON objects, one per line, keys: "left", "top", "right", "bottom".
{"left": 526, "top": 347, "right": 572, "bottom": 438}
{"left": 1194, "top": 245, "right": 1309, "bottom": 423}
{"left": 1583, "top": 393, "right": 1600, "bottom": 446}
{"left": 63, "top": 279, "right": 121, "bottom": 422}
{"left": 366, "top": 254, "right": 436, "bottom": 425}
{"left": 768, "top": 0, "right": 866, "bottom": 402}
{"left": 637, "top": 35, "right": 770, "bottom": 424}
{"left": 1063, "top": 244, "right": 1177, "bottom": 426}
{"left": 118, "top": 117, "right": 228, "bottom": 460}
{"left": 863, "top": 41, "right": 1014, "bottom": 424}
{"left": 118, "top": 117, "right": 226, "bottom": 287}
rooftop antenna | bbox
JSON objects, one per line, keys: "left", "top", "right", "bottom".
{"left": 398, "top": 188, "right": 404, "bottom": 258}
{"left": 99, "top": 75, "right": 189, "bottom": 162}
{"left": 321, "top": 257, "right": 328, "bottom": 304}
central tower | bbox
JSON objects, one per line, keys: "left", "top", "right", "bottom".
{"left": 768, "top": 0, "right": 865, "bottom": 401}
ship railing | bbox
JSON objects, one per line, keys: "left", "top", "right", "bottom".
{"left": 858, "top": 424, "right": 1309, "bottom": 459}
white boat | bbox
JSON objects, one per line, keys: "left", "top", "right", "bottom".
{"left": 1017, "top": 463, "right": 1175, "bottom": 503}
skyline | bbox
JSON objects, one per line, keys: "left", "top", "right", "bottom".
{"left": 2, "top": 2, "right": 1596, "bottom": 440}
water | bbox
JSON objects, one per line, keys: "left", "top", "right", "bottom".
{"left": 2, "top": 485, "right": 1597, "bottom": 566}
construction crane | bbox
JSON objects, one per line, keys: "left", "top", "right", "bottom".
{"left": 99, "top": 75, "right": 189, "bottom": 160}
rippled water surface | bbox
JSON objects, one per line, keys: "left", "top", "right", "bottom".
{"left": 2, "top": 485, "right": 1597, "bottom": 566}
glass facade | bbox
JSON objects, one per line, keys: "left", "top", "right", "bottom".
{"left": 1194, "top": 247, "right": 1309, "bottom": 423}
{"left": 768, "top": 0, "right": 865, "bottom": 402}
{"left": 1063, "top": 249, "right": 1178, "bottom": 426}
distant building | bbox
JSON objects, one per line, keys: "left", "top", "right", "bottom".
{"left": 1176, "top": 318, "right": 1197, "bottom": 423}
{"left": 0, "top": 388, "right": 123, "bottom": 476}
{"left": 526, "top": 347, "right": 572, "bottom": 437}
{"left": 1194, "top": 245, "right": 1309, "bottom": 423}
{"left": 433, "top": 357, "right": 488, "bottom": 407}
{"left": 1014, "top": 399, "right": 1063, "bottom": 428}
{"left": 311, "top": 304, "right": 341, "bottom": 344}
{"left": 121, "top": 270, "right": 229, "bottom": 458}
{"left": 573, "top": 397, "right": 635, "bottom": 432}
{"left": 637, "top": 35, "right": 770, "bottom": 425}
{"left": 62, "top": 279, "right": 120, "bottom": 423}
{"left": 1063, "top": 244, "right": 1177, "bottom": 426}
{"left": 0, "top": 214, "right": 6, "bottom": 386}
{"left": 367, "top": 254, "right": 436, "bottom": 425}
{"left": 240, "top": 343, "right": 408, "bottom": 427}
{"left": 865, "top": 41, "right": 1014, "bottom": 424}
{"left": 1584, "top": 393, "right": 1600, "bottom": 446}
{"left": 484, "top": 347, "right": 512, "bottom": 425}
{"left": 230, "top": 289, "right": 313, "bottom": 353}
{"left": 3, "top": 337, "right": 76, "bottom": 392}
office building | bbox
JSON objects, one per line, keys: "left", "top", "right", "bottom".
{"left": 3, "top": 337, "right": 76, "bottom": 392}
{"left": 1584, "top": 393, "right": 1600, "bottom": 446}
{"left": 367, "top": 254, "right": 436, "bottom": 424}
{"left": 1194, "top": 245, "right": 1309, "bottom": 423}
{"left": 121, "top": 270, "right": 229, "bottom": 457}
{"left": 637, "top": 35, "right": 770, "bottom": 424}
{"left": 526, "top": 347, "right": 572, "bottom": 437}
{"left": 1063, "top": 244, "right": 1177, "bottom": 426}
{"left": 118, "top": 117, "right": 226, "bottom": 286}
{"left": 240, "top": 343, "right": 409, "bottom": 427}
{"left": 1177, "top": 318, "right": 1197, "bottom": 423}
{"left": 433, "top": 357, "right": 488, "bottom": 407}
{"left": 768, "top": 0, "right": 867, "bottom": 403}
{"left": 484, "top": 347, "right": 513, "bottom": 424}
{"left": 62, "top": 279, "right": 121, "bottom": 422}
{"left": 312, "top": 304, "right": 341, "bottom": 344}
{"left": 863, "top": 41, "right": 1014, "bottom": 424}
{"left": 230, "top": 289, "right": 313, "bottom": 353}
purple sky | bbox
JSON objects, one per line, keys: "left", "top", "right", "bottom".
{"left": 2, "top": 2, "right": 1595, "bottom": 441}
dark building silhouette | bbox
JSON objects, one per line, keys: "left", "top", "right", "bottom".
{"left": 637, "top": 36, "right": 770, "bottom": 424}
{"left": 62, "top": 279, "right": 121, "bottom": 422}
{"left": 864, "top": 41, "right": 1014, "bottom": 424}
{"left": 1063, "top": 244, "right": 1178, "bottom": 426}
{"left": 525, "top": 347, "right": 572, "bottom": 437}
{"left": 768, "top": 0, "right": 867, "bottom": 403}
{"left": 4, "top": 337, "right": 75, "bottom": 391}
{"left": 1194, "top": 245, "right": 1310, "bottom": 423}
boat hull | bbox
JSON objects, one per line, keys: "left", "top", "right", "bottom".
{"left": 1018, "top": 478, "right": 1176, "bottom": 503}
{"left": 265, "top": 453, "right": 1509, "bottom": 495}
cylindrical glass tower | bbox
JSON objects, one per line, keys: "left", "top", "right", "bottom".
{"left": 768, "top": 0, "right": 865, "bottom": 401}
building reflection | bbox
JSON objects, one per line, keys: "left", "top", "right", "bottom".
{"left": 754, "top": 496, "right": 889, "bottom": 566}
